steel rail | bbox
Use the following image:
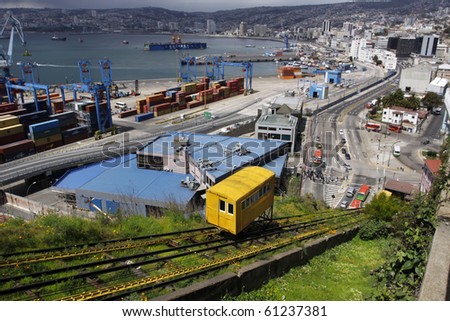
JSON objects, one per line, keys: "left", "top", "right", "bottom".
{"left": 0, "top": 212, "right": 366, "bottom": 299}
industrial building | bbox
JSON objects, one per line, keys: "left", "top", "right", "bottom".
{"left": 427, "top": 77, "right": 448, "bottom": 96}
{"left": 52, "top": 132, "right": 289, "bottom": 216}
{"left": 309, "top": 83, "right": 329, "bottom": 99}
{"left": 325, "top": 70, "right": 342, "bottom": 85}
{"left": 399, "top": 64, "right": 434, "bottom": 94}
{"left": 255, "top": 97, "right": 301, "bottom": 154}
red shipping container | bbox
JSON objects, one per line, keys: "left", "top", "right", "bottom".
{"left": 153, "top": 103, "right": 171, "bottom": 112}
{"left": 0, "top": 139, "right": 34, "bottom": 154}
{"left": 0, "top": 133, "right": 26, "bottom": 145}
{"left": 0, "top": 103, "right": 17, "bottom": 113}
{"left": 187, "top": 101, "right": 203, "bottom": 109}
{"left": 118, "top": 109, "right": 137, "bottom": 118}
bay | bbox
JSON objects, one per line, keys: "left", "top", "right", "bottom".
{"left": 4, "top": 33, "right": 284, "bottom": 85}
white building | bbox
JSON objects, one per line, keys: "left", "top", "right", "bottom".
{"left": 399, "top": 64, "right": 434, "bottom": 94}
{"left": 420, "top": 34, "right": 439, "bottom": 57}
{"left": 206, "top": 19, "right": 216, "bottom": 34}
{"left": 322, "top": 19, "right": 331, "bottom": 34}
{"left": 350, "top": 38, "right": 397, "bottom": 70}
{"left": 239, "top": 21, "right": 248, "bottom": 37}
{"left": 254, "top": 24, "right": 268, "bottom": 37}
{"left": 168, "top": 22, "right": 179, "bottom": 31}
{"left": 382, "top": 106, "right": 420, "bottom": 133}
{"left": 255, "top": 99, "right": 300, "bottom": 154}
{"left": 427, "top": 77, "right": 448, "bottom": 96}
{"left": 343, "top": 22, "right": 353, "bottom": 33}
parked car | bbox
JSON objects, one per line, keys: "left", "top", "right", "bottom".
{"left": 346, "top": 187, "right": 356, "bottom": 198}
{"left": 341, "top": 138, "right": 346, "bottom": 144}
{"left": 345, "top": 153, "right": 351, "bottom": 160}
{"left": 339, "top": 129, "right": 344, "bottom": 135}
{"left": 343, "top": 163, "right": 352, "bottom": 170}
{"left": 341, "top": 148, "right": 347, "bottom": 154}
{"left": 340, "top": 200, "right": 349, "bottom": 209}
{"left": 422, "top": 139, "right": 430, "bottom": 145}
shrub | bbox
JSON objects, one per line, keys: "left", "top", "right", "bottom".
{"left": 359, "top": 220, "right": 390, "bottom": 240}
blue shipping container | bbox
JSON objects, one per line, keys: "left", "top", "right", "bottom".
{"left": 135, "top": 112, "right": 154, "bottom": 122}
{"left": 29, "top": 119, "right": 60, "bottom": 133}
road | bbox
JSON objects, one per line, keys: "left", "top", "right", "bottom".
{"left": 301, "top": 67, "right": 437, "bottom": 207}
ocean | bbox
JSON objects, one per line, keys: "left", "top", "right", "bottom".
{"left": 4, "top": 33, "right": 284, "bottom": 85}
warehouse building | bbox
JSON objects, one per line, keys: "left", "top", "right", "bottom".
{"left": 52, "top": 132, "right": 289, "bottom": 216}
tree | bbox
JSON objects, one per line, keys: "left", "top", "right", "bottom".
{"left": 372, "top": 54, "right": 379, "bottom": 64}
{"left": 404, "top": 93, "right": 421, "bottom": 110}
{"left": 382, "top": 89, "right": 404, "bottom": 107}
{"left": 364, "top": 193, "right": 404, "bottom": 222}
{"left": 421, "top": 92, "right": 443, "bottom": 111}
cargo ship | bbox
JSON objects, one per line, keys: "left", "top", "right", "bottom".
{"left": 144, "top": 35, "right": 206, "bottom": 51}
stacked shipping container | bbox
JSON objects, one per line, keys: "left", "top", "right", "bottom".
{"left": 0, "top": 139, "right": 35, "bottom": 163}
{"left": 29, "top": 119, "right": 63, "bottom": 152}
{"left": 0, "top": 115, "right": 25, "bottom": 145}
{"left": 130, "top": 77, "right": 245, "bottom": 122}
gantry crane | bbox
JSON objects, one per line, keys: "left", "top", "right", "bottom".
{"left": 0, "top": 12, "right": 27, "bottom": 77}
{"left": 59, "top": 59, "right": 115, "bottom": 138}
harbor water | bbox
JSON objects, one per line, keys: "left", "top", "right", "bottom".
{"left": 4, "top": 33, "right": 285, "bottom": 85}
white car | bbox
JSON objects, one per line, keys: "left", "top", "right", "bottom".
{"left": 339, "top": 129, "right": 344, "bottom": 135}
{"left": 340, "top": 200, "right": 349, "bottom": 208}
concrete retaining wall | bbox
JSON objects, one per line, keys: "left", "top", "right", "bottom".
{"left": 154, "top": 227, "right": 358, "bottom": 301}
{"left": 419, "top": 192, "right": 450, "bottom": 301}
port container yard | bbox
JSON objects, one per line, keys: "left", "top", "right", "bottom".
{"left": 0, "top": 72, "right": 247, "bottom": 163}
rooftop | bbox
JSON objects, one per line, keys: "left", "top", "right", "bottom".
{"left": 384, "top": 179, "right": 418, "bottom": 195}
{"left": 257, "top": 114, "right": 298, "bottom": 127}
{"left": 424, "top": 159, "right": 442, "bottom": 175}
{"left": 53, "top": 155, "right": 197, "bottom": 207}
{"left": 139, "top": 132, "right": 288, "bottom": 181}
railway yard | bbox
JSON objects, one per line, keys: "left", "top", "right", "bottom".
{"left": 0, "top": 210, "right": 365, "bottom": 301}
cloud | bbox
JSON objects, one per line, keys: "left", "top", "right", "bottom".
{"left": 2, "top": 0, "right": 346, "bottom": 12}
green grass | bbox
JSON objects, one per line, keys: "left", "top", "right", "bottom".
{"left": 228, "top": 236, "right": 390, "bottom": 301}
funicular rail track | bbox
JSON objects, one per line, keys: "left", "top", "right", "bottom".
{"left": 0, "top": 210, "right": 365, "bottom": 300}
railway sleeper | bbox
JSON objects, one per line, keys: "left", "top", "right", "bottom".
{"left": 85, "top": 276, "right": 104, "bottom": 289}
{"left": 25, "top": 288, "right": 41, "bottom": 300}
{"left": 167, "top": 240, "right": 180, "bottom": 248}
{"left": 103, "top": 253, "right": 149, "bottom": 279}
{"left": 200, "top": 253, "right": 215, "bottom": 260}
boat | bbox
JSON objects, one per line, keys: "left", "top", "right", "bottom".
{"left": 122, "top": 40, "right": 129, "bottom": 44}
{"left": 245, "top": 44, "right": 255, "bottom": 47}
{"left": 144, "top": 35, "right": 206, "bottom": 51}
{"left": 79, "top": 38, "right": 84, "bottom": 43}
{"left": 51, "top": 35, "right": 66, "bottom": 41}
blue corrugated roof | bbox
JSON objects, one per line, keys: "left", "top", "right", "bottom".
{"left": 54, "top": 132, "right": 288, "bottom": 208}
{"left": 263, "top": 154, "right": 287, "bottom": 178}
{"left": 53, "top": 154, "right": 196, "bottom": 205}
{"left": 53, "top": 161, "right": 110, "bottom": 192}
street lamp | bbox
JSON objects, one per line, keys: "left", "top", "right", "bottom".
{"left": 26, "top": 181, "right": 37, "bottom": 196}
{"left": 26, "top": 181, "right": 37, "bottom": 219}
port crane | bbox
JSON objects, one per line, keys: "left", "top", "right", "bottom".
{"left": 0, "top": 13, "right": 28, "bottom": 77}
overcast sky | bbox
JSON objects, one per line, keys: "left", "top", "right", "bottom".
{"left": 3, "top": 0, "right": 349, "bottom": 12}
